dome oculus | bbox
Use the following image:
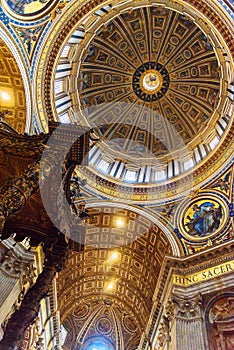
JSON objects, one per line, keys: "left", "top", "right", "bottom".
{"left": 132, "top": 62, "right": 170, "bottom": 101}
{"left": 142, "top": 70, "right": 162, "bottom": 92}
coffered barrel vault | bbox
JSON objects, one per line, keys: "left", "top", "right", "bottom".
{"left": 57, "top": 207, "right": 172, "bottom": 349}
{"left": 0, "top": 38, "right": 26, "bottom": 133}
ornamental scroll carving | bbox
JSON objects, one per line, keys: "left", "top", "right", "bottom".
{"left": 156, "top": 300, "right": 175, "bottom": 348}
{"left": 0, "top": 130, "right": 47, "bottom": 158}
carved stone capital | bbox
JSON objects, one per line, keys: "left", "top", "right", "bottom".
{"left": 0, "top": 248, "right": 36, "bottom": 286}
{"left": 172, "top": 293, "right": 203, "bottom": 320}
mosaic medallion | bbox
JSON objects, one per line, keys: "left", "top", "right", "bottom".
{"left": 73, "top": 304, "right": 89, "bottom": 319}
{"left": 96, "top": 317, "right": 112, "bottom": 335}
{"left": 178, "top": 194, "right": 228, "bottom": 241}
{"left": 2, "top": 0, "right": 59, "bottom": 20}
{"left": 132, "top": 62, "right": 170, "bottom": 101}
{"left": 123, "top": 315, "right": 138, "bottom": 333}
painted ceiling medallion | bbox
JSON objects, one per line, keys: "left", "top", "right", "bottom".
{"left": 133, "top": 62, "right": 169, "bottom": 101}
{"left": 178, "top": 194, "right": 229, "bottom": 241}
{"left": 2, "top": 0, "right": 59, "bottom": 20}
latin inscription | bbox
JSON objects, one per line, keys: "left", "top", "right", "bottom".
{"left": 173, "top": 261, "right": 234, "bottom": 286}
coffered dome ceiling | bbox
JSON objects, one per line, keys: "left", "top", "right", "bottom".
{"left": 50, "top": 3, "right": 233, "bottom": 200}
{"left": 77, "top": 7, "right": 220, "bottom": 143}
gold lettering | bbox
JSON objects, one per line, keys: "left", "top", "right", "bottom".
{"left": 174, "top": 276, "right": 183, "bottom": 284}
{"left": 213, "top": 267, "right": 221, "bottom": 275}
{"left": 192, "top": 275, "right": 198, "bottom": 282}
{"left": 226, "top": 263, "right": 233, "bottom": 272}
{"left": 173, "top": 261, "right": 234, "bottom": 286}
{"left": 220, "top": 265, "right": 225, "bottom": 273}
{"left": 186, "top": 276, "right": 192, "bottom": 284}
{"left": 202, "top": 272, "right": 207, "bottom": 279}
{"left": 207, "top": 270, "right": 214, "bottom": 278}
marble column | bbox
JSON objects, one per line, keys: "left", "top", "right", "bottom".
{"left": 170, "top": 293, "right": 208, "bottom": 350}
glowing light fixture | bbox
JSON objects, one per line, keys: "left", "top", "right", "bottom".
{"left": 108, "top": 251, "right": 120, "bottom": 263}
{"left": 106, "top": 282, "right": 115, "bottom": 290}
{"left": 114, "top": 217, "right": 125, "bottom": 228}
{"left": 104, "top": 251, "right": 121, "bottom": 267}
{"left": 104, "top": 280, "right": 118, "bottom": 292}
{"left": 1, "top": 91, "right": 10, "bottom": 101}
{"left": 0, "top": 89, "right": 15, "bottom": 107}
